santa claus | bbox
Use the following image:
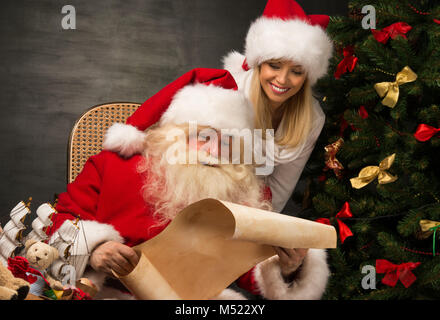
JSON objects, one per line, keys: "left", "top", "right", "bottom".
{"left": 46, "top": 68, "right": 330, "bottom": 299}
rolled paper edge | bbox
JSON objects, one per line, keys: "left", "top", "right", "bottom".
{"left": 112, "top": 251, "right": 181, "bottom": 300}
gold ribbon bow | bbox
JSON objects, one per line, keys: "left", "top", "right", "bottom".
{"left": 419, "top": 219, "right": 440, "bottom": 239}
{"left": 374, "top": 66, "right": 417, "bottom": 108}
{"left": 350, "top": 153, "right": 398, "bottom": 189}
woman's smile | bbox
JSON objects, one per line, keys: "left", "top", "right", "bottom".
{"left": 270, "top": 82, "right": 291, "bottom": 94}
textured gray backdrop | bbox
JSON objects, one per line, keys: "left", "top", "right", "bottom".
{"left": 0, "top": 0, "right": 347, "bottom": 225}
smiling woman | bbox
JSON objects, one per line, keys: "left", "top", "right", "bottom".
{"left": 223, "top": 0, "right": 333, "bottom": 213}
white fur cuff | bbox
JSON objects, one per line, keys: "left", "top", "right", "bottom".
{"left": 253, "top": 249, "right": 329, "bottom": 300}
{"left": 102, "top": 123, "right": 147, "bottom": 158}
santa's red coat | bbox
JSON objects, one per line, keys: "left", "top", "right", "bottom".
{"left": 47, "top": 150, "right": 329, "bottom": 300}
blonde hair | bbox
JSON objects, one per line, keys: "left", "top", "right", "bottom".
{"left": 249, "top": 66, "right": 313, "bottom": 148}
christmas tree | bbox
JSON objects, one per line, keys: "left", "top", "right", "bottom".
{"left": 296, "top": 0, "right": 440, "bottom": 299}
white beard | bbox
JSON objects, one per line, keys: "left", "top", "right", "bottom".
{"left": 138, "top": 125, "right": 271, "bottom": 225}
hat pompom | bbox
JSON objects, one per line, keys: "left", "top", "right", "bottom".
{"left": 102, "top": 123, "right": 147, "bottom": 158}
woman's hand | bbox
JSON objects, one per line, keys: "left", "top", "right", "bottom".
{"left": 273, "top": 247, "right": 308, "bottom": 279}
{"left": 90, "top": 241, "right": 139, "bottom": 277}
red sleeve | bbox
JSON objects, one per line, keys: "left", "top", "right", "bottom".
{"left": 236, "top": 267, "right": 260, "bottom": 296}
{"left": 47, "top": 152, "right": 105, "bottom": 236}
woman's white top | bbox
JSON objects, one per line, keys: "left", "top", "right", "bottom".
{"left": 224, "top": 51, "right": 326, "bottom": 212}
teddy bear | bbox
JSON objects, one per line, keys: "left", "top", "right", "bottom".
{"left": 7, "top": 239, "right": 64, "bottom": 297}
{"left": 24, "top": 239, "right": 64, "bottom": 295}
{"left": 0, "top": 262, "right": 30, "bottom": 300}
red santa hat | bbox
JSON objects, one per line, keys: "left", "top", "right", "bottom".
{"left": 243, "top": 0, "right": 333, "bottom": 85}
{"left": 102, "top": 68, "right": 254, "bottom": 158}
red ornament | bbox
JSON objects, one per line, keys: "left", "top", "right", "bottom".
{"left": 434, "top": 19, "right": 440, "bottom": 24}
{"left": 359, "top": 106, "right": 369, "bottom": 119}
{"left": 316, "top": 202, "right": 353, "bottom": 244}
{"left": 334, "top": 46, "right": 358, "bottom": 79}
{"left": 414, "top": 124, "right": 440, "bottom": 142}
{"left": 376, "top": 259, "right": 421, "bottom": 288}
{"left": 372, "top": 22, "right": 412, "bottom": 44}
{"left": 339, "top": 115, "right": 349, "bottom": 136}
{"left": 339, "top": 113, "right": 360, "bottom": 136}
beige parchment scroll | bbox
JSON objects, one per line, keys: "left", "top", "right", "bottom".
{"left": 115, "top": 198, "right": 337, "bottom": 300}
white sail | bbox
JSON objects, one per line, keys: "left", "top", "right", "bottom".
{"left": 10, "top": 201, "right": 30, "bottom": 229}
{"left": 57, "top": 220, "right": 79, "bottom": 244}
{"left": 10, "top": 201, "right": 28, "bottom": 216}
{"left": 25, "top": 202, "right": 56, "bottom": 243}
{"left": 2, "top": 224, "right": 24, "bottom": 247}
{"left": 30, "top": 219, "right": 49, "bottom": 240}
{"left": 0, "top": 200, "right": 31, "bottom": 266}
{"left": 35, "top": 203, "right": 55, "bottom": 226}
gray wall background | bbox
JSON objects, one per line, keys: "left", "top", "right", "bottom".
{"left": 0, "top": 0, "right": 347, "bottom": 225}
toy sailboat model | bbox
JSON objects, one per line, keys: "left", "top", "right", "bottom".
{"left": 0, "top": 200, "right": 31, "bottom": 266}
{"left": 48, "top": 218, "right": 89, "bottom": 285}
{"left": 1, "top": 199, "right": 90, "bottom": 286}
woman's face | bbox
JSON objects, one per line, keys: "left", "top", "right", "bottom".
{"left": 259, "top": 60, "right": 307, "bottom": 110}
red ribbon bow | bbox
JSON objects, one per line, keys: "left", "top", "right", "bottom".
{"left": 376, "top": 259, "right": 421, "bottom": 288}
{"left": 339, "top": 114, "right": 359, "bottom": 136}
{"left": 7, "top": 256, "right": 37, "bottom": 284}
{"left": 414, "top": 124, "right": 440, "bottom": 142}
{"left": 316, "top": 202, "right": 353, "bottom": 244}
{"left": 334, "top": 46, "right": 358, "bottom": 79}
{"left": 372, "top": 22, "right": 412, "bottom": 44}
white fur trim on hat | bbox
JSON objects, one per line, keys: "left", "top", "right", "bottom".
{"left": 102, "top": 123, "right": 147, "bottom": 158}
{"left": 160, "top": 83, "right": 255, "bottom": 131}
{"left": 222, "top": 50, "right": 248, "bottom": 79}
{"left": 245, "top": 17, "right": 333, "bottom": 85}
{"left": 253, "top": 249, "right": 329, "bottom": 300}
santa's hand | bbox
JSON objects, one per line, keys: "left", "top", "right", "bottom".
{"left": 90, "top": 241, "right": 139, "bottom": 277}
{"left": 273, "top": 247, "right": 308, "bottom": 279}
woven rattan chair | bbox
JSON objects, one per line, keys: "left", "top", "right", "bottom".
{"left": 67, "top": 102, "right": 141, "bottom": 183}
